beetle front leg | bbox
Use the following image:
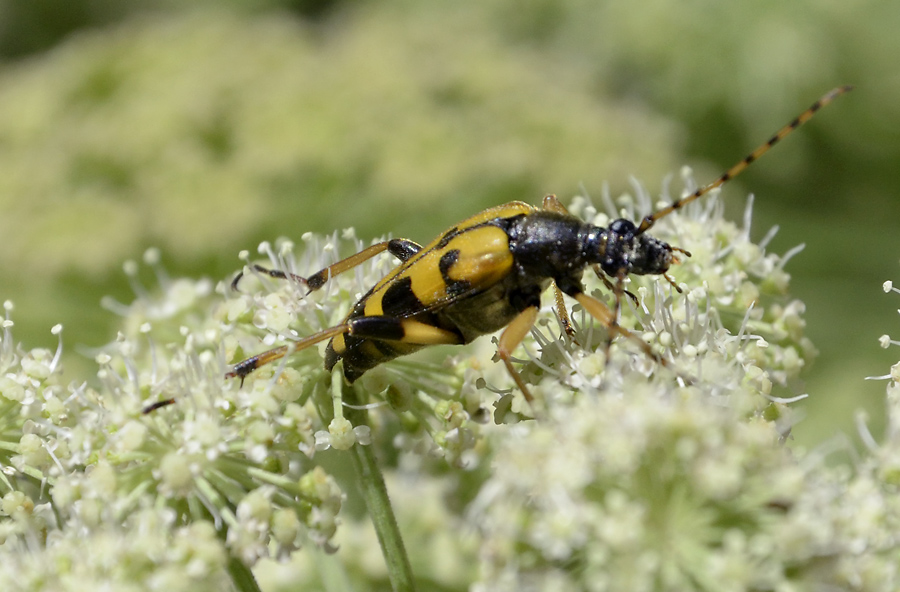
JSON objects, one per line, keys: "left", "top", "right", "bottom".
{"left": 591, "top": 266, "right": 639, "bottom": 305}
{"left": 571, "top": 291, "right": 660, "bottom": 363}
{"left": 552, "top": 282, "right": 578, "bottom": 341}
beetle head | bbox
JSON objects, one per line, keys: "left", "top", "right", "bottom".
{"left": 600, "top": 219, "right": 687, "bottom": 280}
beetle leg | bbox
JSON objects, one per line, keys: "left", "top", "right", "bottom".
{"left": 552, "top": 282, "right": 579, "bottom": 342}
{"left": 231, "top": 264, "right": 307, "bottom": 291}
{"left": 228, "top": 316, "right": 463, "bottom": 386}
{"left": 541, "top": 194, "right": 570, "bottom": 214}
{"left": 226, "top": 323, "right": 352, "bottom": 384}
{"left": 591, "top": 265, "right": 639, "bottom": 304}
{"left": 384, "top": 238, "right": 423, "bottom": 262}
{"left": 496, "top": 306, "right": 540, "bottom": 403}
{"left": 305, "top": 238, "right": 422, "bottom": 291}
{"left": 232, "top": 238, "right": 423, "bottom": 292}
{"left": 571, "top": 291, "right": 659, "bottom": 362}
{"left": 142, "top": 398, "right": 176, "bottom": 414}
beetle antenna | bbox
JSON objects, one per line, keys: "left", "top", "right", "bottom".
{"left": 635, "top": 85, "right": 853, "bottom": 236}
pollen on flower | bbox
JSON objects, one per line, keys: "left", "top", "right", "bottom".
{"left": 16, "top": 434, "right": 49, "bottom": 470}
{"left": 158, "top": 452, "right": 194, "bottom": 495}
{"left": 86, "top": 461, "right": 118, "bottom": 498}
{"left": 278, "top": 240, "right": 295, "bottom": 256}
{"left": 184, "top": 415, "right": 226, "bottom": 452}
{"left": 0, "top": 377, "right": 26, "bottom": 402}
{"left": 271, "top": 507, "right": 301, "bottom": 549}
{"left": 224, "top": 297, "right": 250, "bottom": 322}
{"left": 1, "top": 491, "right": 35, "bottom": 517}
{"left": 115, "top": 421, "right": 148, "bottom": 452}
{"left": 20, "top": 349, "right": 56, "bottom": 380}
{"left": 236, "top": 487, "right": 274, "bottom": 525}
{"left": 325, "top": 417, "right": 356, "bottom": 450}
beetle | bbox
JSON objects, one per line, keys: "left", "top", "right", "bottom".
{"left": 224, "top": 86, "right": 852, "bottom": 404}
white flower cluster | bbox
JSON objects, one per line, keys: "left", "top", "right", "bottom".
{"left": 0, "top": 508, "right": 230, "bottom": 592}
{"left": 467, "top": 265, "right": 900, "bottom": 591}
{"left": 0, "top": 252, "right": 350, "bottom": 589}
{"left": 470, "top": 369, "right": 900, "bottom": 591}
{"left": 4, "top": 182, "right": 895, "bottom": 591}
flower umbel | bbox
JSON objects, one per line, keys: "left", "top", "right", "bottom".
{"left": 469, "top": 272, "right": 900, "bottom": 592}
{"left": 0, "top": 256, "right": 351, "bottom": 590}
{"left": 7, "top": 183, "right": 898, "bottom": 591}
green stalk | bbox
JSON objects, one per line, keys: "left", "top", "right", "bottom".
{"left": 227, "top": 551, "right": 262, "bottom": 592}
{"left": 342, "top": 380, "right": 417, "bottom": 592}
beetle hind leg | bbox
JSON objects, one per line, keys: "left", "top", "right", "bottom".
{"left": 304, "top": 238, "right": 423, "bottom": 291}
{"left": 232, "top": 238, "right": 424, "bottom": 293}
{"left": 231, "top": 264, "right": 308, "bottom": 292}
{"left": 226, "top": 323, "right": 352, "bottom": 383}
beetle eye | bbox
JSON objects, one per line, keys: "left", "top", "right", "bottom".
{"left": 608, "top": 219, "right": 636, "bottom": 236}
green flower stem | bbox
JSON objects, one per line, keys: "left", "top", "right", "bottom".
{"left": 211, "top": 500, "right": 261, "bottom": 592}
{"left": 198, "top": 478, "right": 264, "bottom": 592}
{"left": 342, "top": 381, "right": 417, "bottom": 592}
{"left": 227, "top": 554, "right": 262, "bottom": 592}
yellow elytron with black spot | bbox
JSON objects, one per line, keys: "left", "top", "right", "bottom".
{"left": 226, "top": 87, "right": 851, "bottom": 402}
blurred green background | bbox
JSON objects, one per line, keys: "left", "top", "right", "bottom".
{"left": 0, "top": 0, "right": 896, "bottom": 450}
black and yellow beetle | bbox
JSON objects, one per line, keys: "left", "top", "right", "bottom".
{"left": 225, "top": 86, "right": 851, "bottom": 403}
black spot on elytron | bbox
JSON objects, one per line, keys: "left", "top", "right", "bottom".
{"left": 380, "top": 276, "right": 422, "bottom": 317}
{"left": 435, "top": 227, "right": 460, "bottom": 250}
{"left": 439, "top": 249, "right": 459, "bottom": 276}
{"left": 438, "top": 249, "right": 472, "bottom": 298}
